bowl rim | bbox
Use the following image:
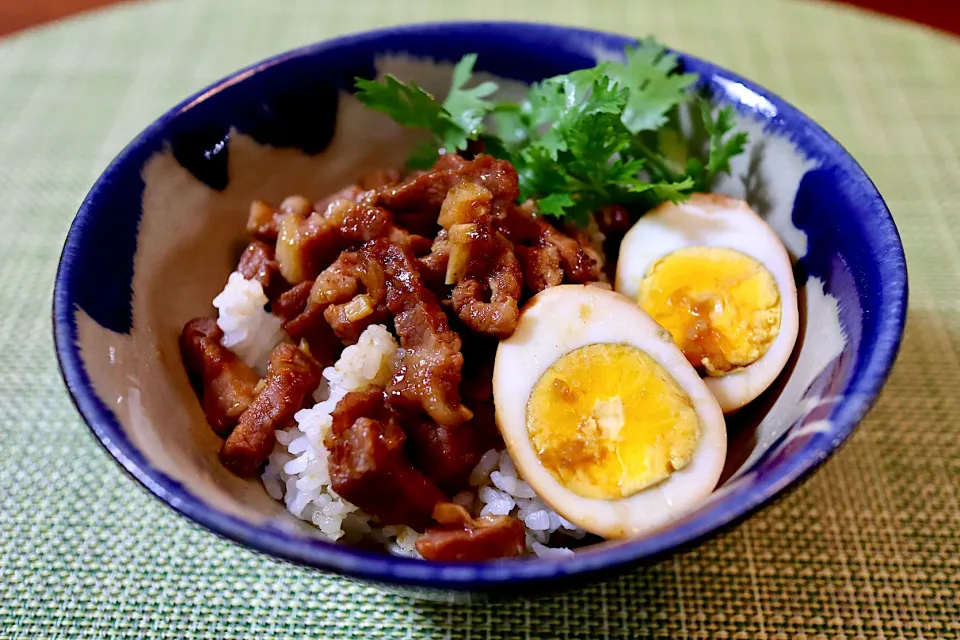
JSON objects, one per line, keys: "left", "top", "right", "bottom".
{"left": 52, "top": 20, "right": 908, "bottom": 591}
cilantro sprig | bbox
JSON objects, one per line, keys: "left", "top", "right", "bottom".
{"left": 355, "top": 53, "right": 497, "bottom": 162}
{"left": 354, "top": 40, "right": 748, "bottom": 223}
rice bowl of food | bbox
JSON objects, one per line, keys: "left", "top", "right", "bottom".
{"left": 53, "top": 22, "right": 906, "bottom": 599}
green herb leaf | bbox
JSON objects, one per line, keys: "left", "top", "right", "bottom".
{"left": 476, "top": 134, "right": 513, "bottom": 162}
{"left": 490, "top": 102, "right": 533, "bottom": 147}
{"left": 406, "top": 141, "right": 444, "bottom": 170}
{"left": 354, "top": 42, "right": 749, "bottom": 224}
{"left": 695, "top": 102, "right": 750, "bottom": 190}
{"left": 536, "top": 193, "right": 576, "bottom": 216}
{"left": 605, "top": 40, "right": 698, "bottom": 134}
{"left": 354, "top": 56, "right": 500, "bottom": 156}
{"left": 354, "top": 76, "right": 457, "bottom": 140}
{"left": 441, "top": 53, "right": 499, "bottom": 150}
{"left": 499, "top": 44, "right": 709, "bottom": 220}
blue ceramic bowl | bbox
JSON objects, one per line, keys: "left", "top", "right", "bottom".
{"left": 53, "top": 22, "right": 907, "bottom": 601}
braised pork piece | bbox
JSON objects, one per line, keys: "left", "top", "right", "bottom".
{"left": 219, "top": 343, "right": 322, "bottom": 476}
{"left": 180, "top": 317, "right": 259, "bottom": 436}
{"left": 180, "top": 154, "right": 605, "bottom": 560}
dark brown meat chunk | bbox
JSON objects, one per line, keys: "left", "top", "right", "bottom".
{"left": 437, "top": 181, "right": 522, "bottom": 338}
{"left": 179, "top": 318, "right": 260, "bottom": 436}
{"left": 367, "top": 157, "right": 472, "bottom": 238}
{"left": 311, "top": 251, "right": 364, "bottom": 307}
{"left": 247, "top": 196, "right": 314, "bottom": 242}
{"left": 390, "top": 297, "right": 468, "bottom": 428}
{"left": 313, "top": 185, "right": 363, "bottom": 214}
{"left": 358, "top": 168, "right": 401, "bottom": 190}
{"left": 416, "top": 503, "right": 526, "bottom": 562}
{"left": 401, "top": 410, "right": 501, "bottom": 493}
{"left": 272, "top": 281, "right": 314, "bottom": 323}
{"left": 390, "top": 209, "right": 442, "bottom": 239}
{"left": 459, "top": 332, "right": 497, "bottom": 404}
{"left": 314, "top": 251, "right": 391, "bottom": 343}
{"left": 309, "top": 170, "right": 400, "bottom": 216}
{"left": 594, "top": 204, "right": 633, "bottom": 280}
{"left": 375, "top": 154, "right": 520, "bottom": 215}
{"left": 538, "top": 221, "right": 604, "bottom": 284}
{"left": 271, "top": 281, "right": 341, "bottom": 366}
{"left": 498, "top": 203, "right": 604, "bottom": 290}
{"left": 404, "top": 232, "right": 435, "bottom": 257}
{"left": 272, "top": 246, "right": 395, "bottom": 357}
{"left": 275, "top": 196, "right": 429, "bottom": 284}
{"left": 374, "top": 153, "right": 522, "bottom": 245}
{"left": 596, "top": 204, "right": 632, "bottom": 235}
{"left": 275, "top": 198, "right": 394, "bottom": 283}
{"left": 325, "top": 389, "right": 446, "bottom": 530}
{"left": 381, "top": 314, "right": 499, "bottom": 492}
{"left": 220, "top": 343, "right": 321, "bottom": 476}
{"left": 450, "top": 320, "right": 503, "bottom": 440}
{"left": 237, "top": 240, "right": 289, "bottom": 301}
{"left": 280, "top": 250, "right": 391, "bottom": 348}
{"left": 247, "top": 200, "right": 281, "bottom": 242}
{"left": 564, "top": 218, "right": 606, "bottom": 278}
{"left": 515, "top": 244, "right": 564, "bottom": 293}
{"left": 362, "top": 239, "right": 472, "bottom": 427}
{"left": 450, "top": 251, "right": 522, "bottom": 338}
{"left": 417, "top": 229, "right": 450, "bottom": 291}
{"left": 373, "top": 154, "right": 464, "bottom": 212}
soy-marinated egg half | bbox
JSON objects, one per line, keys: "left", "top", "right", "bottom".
{"left": 493, "top": 285, "right": 726, "bottom": 539}
{"left": 615, "top": 194, "right": 799, "bottom": 412}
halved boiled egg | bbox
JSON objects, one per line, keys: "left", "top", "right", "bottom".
{"left": 493, "top": 285, "right": 726, "bottom": 539}
{"left": 615, "top": 194, "right": 799, "bottom": 412}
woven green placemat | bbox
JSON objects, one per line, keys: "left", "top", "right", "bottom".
{"left": 2, "top": 0, "right": 958, "bottom": 637}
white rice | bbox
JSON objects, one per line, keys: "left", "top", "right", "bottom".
{"left": 263, "top": 324, "right": 399, "bottom": 542}
{"left": 253, "top": 321, "right": 585, "bottom": 559}
{"left": 471, "top": 448, "right": 585, "bottom": 558}
{"left": 213, "top": 271, "right": 285, "bottom": 375}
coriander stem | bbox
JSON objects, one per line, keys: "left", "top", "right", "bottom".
{"left": 631, "top": 140, "right": 680, "bottom": 183}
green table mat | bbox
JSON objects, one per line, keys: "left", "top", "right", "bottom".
{"left": 2, "top": 0, "right": 959, "bottom": 636}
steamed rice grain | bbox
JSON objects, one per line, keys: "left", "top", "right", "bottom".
{"left": 473, "top": 448, "right": 585, "bottom": 557}
{"left": 213, "top": 271, "right": 285, "bottom": 374}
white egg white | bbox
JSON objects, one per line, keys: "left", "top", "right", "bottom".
{"left": 614, "top": 194, "right": 800, "bottom": 412}
{"left": 492, "top": 285, "right": 727, "bottom": 539}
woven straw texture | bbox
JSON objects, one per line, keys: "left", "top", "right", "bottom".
{"left": 2, "top": 0, "right": 958, "bottom": 637}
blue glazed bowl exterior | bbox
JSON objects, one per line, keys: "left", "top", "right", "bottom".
{"left": 53, "top": 22, "right": 907, "bottom": 600}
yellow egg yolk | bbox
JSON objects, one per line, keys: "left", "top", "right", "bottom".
{"left": 638, "top": 246, "right": 782, "bottom": 376}
{"left": 526, "top": 343, "right": 701, "bottom": 500}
